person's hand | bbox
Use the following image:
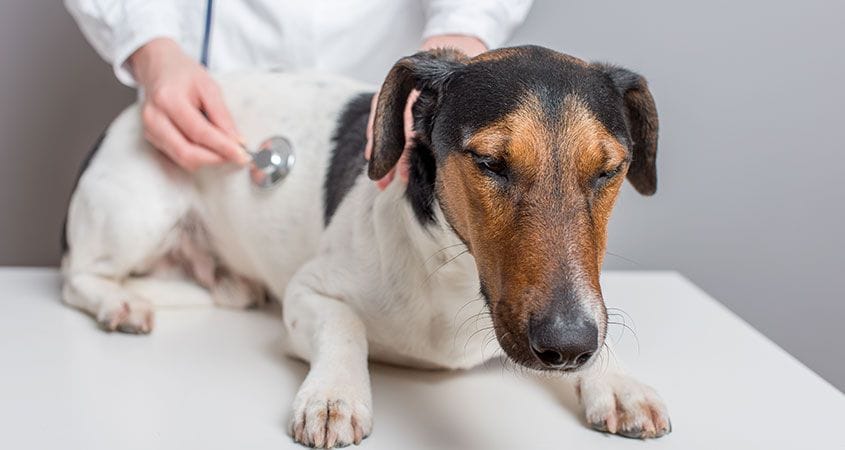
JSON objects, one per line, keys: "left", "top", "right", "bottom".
{"left": 131, "top": 38, "right": 249, "bottom": 171}
{"left": 364, "top": 88, "right": 418, "bottom": 190}
{"left": 364, "top": 35, "right": 487, "bottom": 190}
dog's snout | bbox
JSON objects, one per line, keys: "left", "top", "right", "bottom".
{"left": 528, "top": 309, "right": 598, "bottom": 370}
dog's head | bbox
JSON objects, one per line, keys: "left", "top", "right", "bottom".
{"left": 369, "top": 46, "right": 658, "bottom": 372}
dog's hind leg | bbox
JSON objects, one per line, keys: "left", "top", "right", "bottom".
{"left": 61, "top": 203, "right": 179, "bottom": 334}
{"left": 62, "top": 210, "right": 191, "bottom": 333}
{"left": 63, "top": 272, "right": 155, "bottom": 333}
{"left": 62, "top": 148, "right": 192, "bottom": 333}
{"left": 62, "top": 205, "right": 191, "bottom": 333}
{"left": 283, "top": 267, "right": 372, "bottom": 448}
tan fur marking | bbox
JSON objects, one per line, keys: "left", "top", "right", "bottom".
{"left": 437, "top": 93, "right": 629, "bottom": 366}
{"left": 561, "top": 98, "right": 628, "bottom": 270}
{"left": 470, "top": 47, "right": 526, "bottom": 63}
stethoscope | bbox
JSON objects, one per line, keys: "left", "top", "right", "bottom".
{"left": 202, "top": 0, "right": 294, "bottom": 189}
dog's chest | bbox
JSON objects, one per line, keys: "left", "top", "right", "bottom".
{"left": 362, "top": 264, "right": 496, "bottom": 370}
{"left": 313, "top": 175, "right": 498, "bottom": 369}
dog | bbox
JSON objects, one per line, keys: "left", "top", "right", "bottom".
{"left": 62, "top": 45, "right": 670, "bottom": 447}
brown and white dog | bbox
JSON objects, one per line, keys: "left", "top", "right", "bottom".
{"left": 62, "top": 45, "right": 670, "bottom": 447}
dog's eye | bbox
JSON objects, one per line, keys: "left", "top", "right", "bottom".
{"left": 595, "top": 166, "right": 622, "bottom": 186}
{"left": 470, "top": 152, "right": 508, "bottom": 179}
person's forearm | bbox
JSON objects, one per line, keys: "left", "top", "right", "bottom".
{"left": 421, "top": 34, "right": 487, "bottom": 57}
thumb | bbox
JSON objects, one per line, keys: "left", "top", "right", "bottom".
{"left": 364, "top": 90, "right": 379, "bottom": 161}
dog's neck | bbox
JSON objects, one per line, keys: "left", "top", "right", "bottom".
{"left": 370, "top": 179, "right": 479, "bottom": 296}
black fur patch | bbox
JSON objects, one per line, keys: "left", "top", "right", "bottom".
{"left": 324, "top": 93, "right": 373, "bottom": 226}
{"left": 61, "top": 131, "right": 107, "bottom": 253}
{"left": 405, "top": 139, "right": 438, "bottom": 225}
{"left": 431, "top": 46, "right": 633, "bottom": 162}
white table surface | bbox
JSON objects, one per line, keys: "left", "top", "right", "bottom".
{"left": 0, "top": 268, "right": 841, "bottom": 449}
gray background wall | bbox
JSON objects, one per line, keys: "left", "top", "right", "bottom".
{"left": 1, "top": 1, "right": 842, "bottom": 390}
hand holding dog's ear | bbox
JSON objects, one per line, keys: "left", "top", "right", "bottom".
{"left": 364, "top": 89, "right": 417, "bottom": 190}
{"left": 365, "top": 36, "right": 482, "bottom": 188}
{"left": 597, "top": 65, "right": 659, "bottom": 195}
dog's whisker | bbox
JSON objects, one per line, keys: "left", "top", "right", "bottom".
{"left": 464, "top": 325, "right": 494, "bottom": 355}
{"left": 455, "top": 302, "right": 490, "bottom": 358}
{"left": 606, "top": 320, "right": 640, "bottom": 355}
{"left": 421, "top": 249, "right": 469, "bottom": 286}
{"left": 471, "top": 303, "right": 488, "bottom": 332}
{"left": 604, "top": 250, "right": 642, "bottom": 266}
{"left": 423, "top": 243, "right": 468, "bottom": 266}
{"left": 480, "top": 328, "right": 498, "bottom": 362}
{"left": 450, "top": 295, "right": 485, "bottom": 350}
{"left": 598, "top": 341, "right": 610, "bottom": 376}
{"left": 486, "top": 331, "right": 509, "bottom": 373}
{"left": 491, "top": 331, "right": 512, "bottom": 377}
{"left": 606, "top": 314, "right": 628, "bottom": 344}
{"left": 607, "top": 307, "right": 637, "bottom": 331}
{"left": 606, "top": 306, "right": 640, "bottom": 354}
{"left": 605, "top": 341, "right": 622, "bottom": 374}
{"left": 452, "top": 295, "right": 484, "bottom": 325}
{"left": 479, "top": 328, "right": 498, "bottom": 370}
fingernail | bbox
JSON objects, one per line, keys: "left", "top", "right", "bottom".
{"left": 238, "top": 135, "right": 248, "bottom": 147}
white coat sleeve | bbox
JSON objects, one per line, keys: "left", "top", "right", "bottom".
{"left": 64, "top": 0, "right": 183, "bottom": 86}
{"left": 421, "top": 0, "right": 533, "bottom": 49}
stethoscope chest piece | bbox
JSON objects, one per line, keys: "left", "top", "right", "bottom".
{"left": 249, "top": 136, "right": 295, "bottom": 189}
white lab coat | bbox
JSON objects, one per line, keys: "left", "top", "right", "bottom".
{"left": 65, "top": 0, "right": 533, "bottom": 86}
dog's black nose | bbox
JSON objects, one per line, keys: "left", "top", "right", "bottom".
{"left": 529, "top": 311, "right": 598, "bottom": 370}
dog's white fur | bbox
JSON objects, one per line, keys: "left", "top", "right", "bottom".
{"left": 63, "top": 72, "right": 670, "bottom": 447}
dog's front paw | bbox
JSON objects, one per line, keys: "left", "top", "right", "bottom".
{"left": 96, "top": 299, "right": 154, "bottom": 334}
{"left": 577, "top": 374, "right": 671, "bottom": 439}
{"left": 290, "top": 386, "right": 372, "bottom": 448}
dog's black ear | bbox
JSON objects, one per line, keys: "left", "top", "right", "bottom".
{"left": 598, "top": 65, "right": 659, "bottom": 195}
{"left": 368, "top": 49, "right": 468, "bottom": 180}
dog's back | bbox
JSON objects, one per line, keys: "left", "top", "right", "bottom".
{"left": 62, "top": 72, "right": 372, "bottom": 329}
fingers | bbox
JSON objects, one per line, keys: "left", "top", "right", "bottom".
{"left": 395, "top": 90, "right": 419, "bottom": 184}
{"left": 371, "top": 89, "right": 418, "bottom": 190}
{"left": 141, "top": 103, "right": 224, "bottom": 171}
{"left": 169, "top": 99, "right": 249, "bottom": 164}
{"left": 134, "top": 41, "right": 245, "bottom": 171}
{"left": 364, "top": 90, "right": 379, "bottom": 161}
{"left": 403, "top": 90, "right": 420, "bottom": 144}
{"left": 397, "top": 146, "right": 411, "bottom": 183}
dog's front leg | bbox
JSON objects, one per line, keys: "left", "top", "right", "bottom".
{"left": 283, "top": 279, "right": 372, "bottom": 448}
{"left": 573, "top": 343, "right": 671, "bottom": 439}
